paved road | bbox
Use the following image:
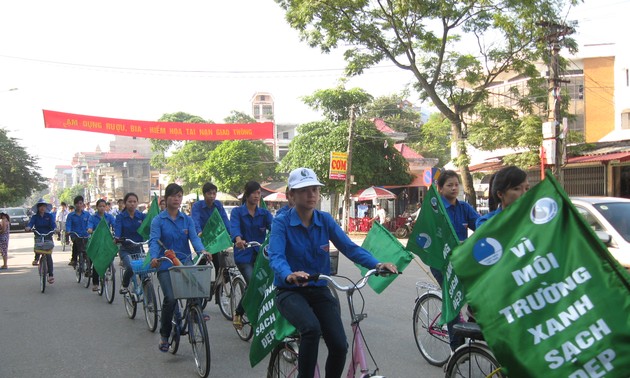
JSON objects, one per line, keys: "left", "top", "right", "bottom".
{"left": 0, "top": 231, "right": 446, "bottom": 378}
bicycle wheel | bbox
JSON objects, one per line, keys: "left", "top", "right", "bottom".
{"left": 267, "top": 341, "right": 298, "bottom": 378}
{"left": 75, "top": 253, "right": 83, "bottom": 283}
{"left": 143, "top": 279, "right": 158, "bottom": 332}
{"left": 232, "top": 276, "right": 253, "bottom": 341}
{"left": 412, "top": 293, "right": 451, "bottom": 366}
{"left": 104, "top": 264, "right": 116, "bottom": 303}
{"left": 169, "top": 303, "right": 181, "bottom": 354}
{"left": 123, "top": 277, "right": 137, "bottom": 319}
{"left": 83, "top": 259, "right": 92, "bottom": 289}
{"left": 445, "top": 344, "right": 504, "bottom": 378}
{"left": 218, "top": 280, "right": 233, "bottom": 320}
{"left": 39, "top": 256, "right": 47, "bottom": 293}
{"left": 189, "top": 305, "right": 211, "bottom": 377}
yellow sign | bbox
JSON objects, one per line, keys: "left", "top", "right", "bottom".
{"left": 329, "top": 151, "right": 347, "bottom": 180}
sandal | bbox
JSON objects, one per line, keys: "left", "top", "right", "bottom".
{"left": 233, "top": 314, "right": 243, "bottom": 330}
{"left": 158, "top": 338, "right": 170, "bottom": 353}
{"left": 92, "top": 286, "right": 99, "bottom": 292}
{"left": 0, "top": 265, "right": 7, "bottom": 269}
{"left": 47, "top": 276, "right": 55, "bottom": 284}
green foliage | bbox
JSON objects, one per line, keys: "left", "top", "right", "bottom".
{"left": 205, "top": 140, "right": 279, "bottom": 195}
{"left": 409, "top": 113, "right": 451, "bottom": 166}
{"left": 167, "top": 141, "right": 219, "bottom": 192}
{"left": 58, "top": 185, "right": 86, "bottom": 206}
{"left": 150, "top": 112, "right": 210, "bottom": 170}
{"left": 223, "top": 110, "right": 257, "bottom": 124}
{"left": 279, "top": 119, "right": 411, "bottom": 196}
{"left": 302, "top": 85, "right": 373, "bottom": 122}
{"left": 0, "top": 129, "right": 46, "bottom": 206}
{"left": 364, "top": 94, "right": 423, "bottom": 142}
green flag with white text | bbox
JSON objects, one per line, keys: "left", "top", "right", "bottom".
{"left": 358, "top": 222, "right": 412, "bottom": 294}
{"left": 86, "top": 217, "right": 118, "bottom": 277}
{"left": 200, "top": 209, "right": 233, "bottom": 254}
{"left": 406, "top": 184, "right": 465, "bottom": 323}
{"left": 451, "top": 173, "right": 630, "bottom": 377}
{"left": 137, "top": 195, "right": 159, "bottom": 241}
{"left": 242, "top": 233, "right": 296, "bottom": 367}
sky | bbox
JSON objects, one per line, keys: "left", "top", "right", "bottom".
{"left": 0, "top": 0, "right": 627, "bottom": 178}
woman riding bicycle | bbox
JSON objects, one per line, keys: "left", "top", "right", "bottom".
{"left": 149, "top": 183, "right": 210, "bottom": 353}
{"left": 229, "top": 180, "right": 273, "bottom": 329}
{"left": 114, "top": 192, "right": 146, "bottom": 295}
{"left": 268, "top": 167, "right": 398, "bottom": 378}
{"left": 87, "top": 199, "right": 116, "bottom": 292}
{"left": 476, "top": 166, "right": 530, "bottom": 229}
{"left": 26, "top": 200, "right": 56, "bottom": 284}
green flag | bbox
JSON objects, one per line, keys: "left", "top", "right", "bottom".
{"left": 406, "top": 184, "right": 465, "bottom": 323}
{"left": 200, "top": 209, "right": 232, "bottom": 254}
{"left": 451, "top": 173, "right": 630, "bottom": 377}
{"left": 137, "top": 195, "right": 159, "bottom": 241}
{"left": 86, "top": 217, "right": 119, "bottom": 277}
{"left": 357, "top": 222, "right": 412, "bottom": 294}
{"left": 242, "top": 233, "right": 296, "bottom": 367}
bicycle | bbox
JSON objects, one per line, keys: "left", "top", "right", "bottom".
{"left": 68, "top": 232, "right": 89, "bottom": 286}
{"left": 412, "top": 281, "right": 451, "bottom": 367}
{"left": 116, "top": 238, "right": 158, "bottom": 332}
{"left": 266, "top": 268, "right": 397, "bottom": 378}
{"left": 213, "top": 248, "right": 238, "bottom": 321}
{"left": 33, "top": 230, "right": 55, "bottom": 293}
{"left": 155, "top": 251, "right": 213, "bottom": 378}
{"left": 99, "top": 257, "right": 116, "bottom": 304}
{"left": 444, "top": 322, "right": 504, "bottom": 378}
{"left": 230, "top": 240, "right": 261, "bottom": 342}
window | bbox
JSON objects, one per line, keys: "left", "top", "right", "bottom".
{"left": 622, "top": 112, "right": 630, "bottom": 130}
{"left": 259, "top": 95, "right": 266, "bottom": 101}
{"left": 282, "top": 132, "right": 289, "bottom": 139}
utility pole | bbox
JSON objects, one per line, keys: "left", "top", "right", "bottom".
{"left": 539, "top": 20, "right": 574, "bottom": 184}
{"left": 342, "top": 106, "right": 356, "bottom": 233}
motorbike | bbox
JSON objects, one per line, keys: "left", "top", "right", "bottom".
{"left": 394, "top": 216, "right": 414, "bottom": 239}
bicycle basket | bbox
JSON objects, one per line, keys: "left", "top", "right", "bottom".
{"left": 35, "top": 239, "right": 54, "bottom": 251}
{"left": 169, "top": 265, "right": 214, "bottom": 299}
{"left": 218, "top": 249, "right": 236, "bottom": 268}
{"left": 129, "top": 253, "right": 155, "bottom": 274}
{"left": 329, "top": 249, "right": 339, "bottom": 276}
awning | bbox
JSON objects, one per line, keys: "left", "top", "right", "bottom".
{"left": 567, "top": 151, "right": 630, "bottom": 164}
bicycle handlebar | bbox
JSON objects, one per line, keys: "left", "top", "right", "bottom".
{"left": 154, "top": 252, "right": 211, "bottom": 267}
{"left": 115, "top": 237, "right": 149, "bottom": 246}
{"left": 67, "top": 231, "right": 90, "bottom": 239}
{"left": 33, "top": 230, "right": 55, "bottom": 237}
{"left": 298, "top": 269, "right": 401, "bottom": 291}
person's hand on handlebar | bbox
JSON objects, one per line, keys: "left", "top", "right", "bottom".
{"left": 375, "top": 262, "right": 398, "bottom": 274}
{"left": 234, "top": 237, "right": 247, "bottom": 250}
{"left": 286, "top": 271, "right": 310, "bottom": 286}
{"left": 150, "top": 258, "right": 160, "bottom": 268}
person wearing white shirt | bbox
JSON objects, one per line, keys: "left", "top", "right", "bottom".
{"left": 56, "top": 202, "right": 70, "bottom": 242}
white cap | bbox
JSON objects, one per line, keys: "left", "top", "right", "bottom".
{"left": 288, "top": 168, "right": 324, "bottom": 190}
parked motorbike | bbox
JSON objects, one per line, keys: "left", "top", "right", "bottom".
{"left": 395, "top": 216, "right": 414, "bottom": 239}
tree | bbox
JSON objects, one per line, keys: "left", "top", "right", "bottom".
{"left": 280, "top": 115, "right": 411, "bottom": 199}
{"left": 206, "top": 140, "right": 279, "bottom": 195}
{"left": 0, "top": 129, "right": 46, "bottom": 206}
{"left": 58, "top": 185, "right": 86, "bottom": 205}
{"left": 275, "top": 0, "right": 579, "bottom": 207}
{"left": 302, "top": 84, "right": 373, "bottom": 122}
{"left": 149, "top": 112, "right": 209, "bottom": 172}
{"left": 410, "top": 113, "right": 452, "bottom": 166}
{"left": 364, "top": 94, "right": 423, "bottom": 142}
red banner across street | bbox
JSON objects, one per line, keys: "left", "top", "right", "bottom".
{"left": 42, "top": 110, "right": 274, "bottom": 141}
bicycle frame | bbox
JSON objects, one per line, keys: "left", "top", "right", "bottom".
{"left": 415, "top": 282, "right": 446, "bottom": 338}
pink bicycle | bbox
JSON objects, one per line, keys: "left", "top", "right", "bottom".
{"left": 267, "top": 269, "right": 394, "bottom": 378}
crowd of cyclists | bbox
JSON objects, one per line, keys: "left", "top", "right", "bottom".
{"left": 23, "top": 164, "right": 530, "bottom": 378}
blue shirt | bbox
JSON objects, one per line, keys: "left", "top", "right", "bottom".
{"left": 88, "top": 212, "right": 115, "bottom": 232}
{"left": 28, "top": 212, "right": 56, "bottom": 235}
{"left": 275, "top": 205, "right": 291, "bottom": 218}
{"left": 66, "top": 211, "right": 90, "bottom": 237}
{"left": 442, "top": 197, "right": 480, "bottom": 241}
{"left": 191, "top": 199, "right": 230, "bottom": 234}
{"left": 149, "top": 210, "right": 206, "bottom": 271}
{"left": 476, "top": 208, "right": 503, "bottom": 229}
{"left": 230, "top": 204, "right": 273, "bottom": 264}
{"left": 114, "top": 210, "right": 146, "bottom": 242}
{"left": 268, "top": 208, "right": 379, "bottom": 288}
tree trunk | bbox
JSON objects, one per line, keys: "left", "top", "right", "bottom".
{"left": 451, "top": 119, "right": 477, "bottom": 209}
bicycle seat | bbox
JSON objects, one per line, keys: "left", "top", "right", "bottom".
{"left": 452, "top": 322, "right": 484, "bottom": 340}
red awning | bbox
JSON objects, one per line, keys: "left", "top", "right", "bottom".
{"left": 567, "top": 151, "right": 630, "bottom": 164}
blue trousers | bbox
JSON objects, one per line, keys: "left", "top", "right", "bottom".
{"left": 276, "top": 286, "right": 347, "bottom": 378}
